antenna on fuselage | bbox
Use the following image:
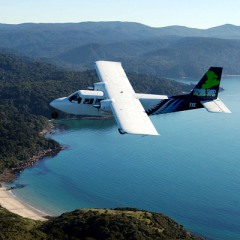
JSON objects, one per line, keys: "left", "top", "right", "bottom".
{"left": 88, "top": 73, "right": 94, "bottom": 90}
{"left": 144, "top": 86, "right": 149, "bottom": 94}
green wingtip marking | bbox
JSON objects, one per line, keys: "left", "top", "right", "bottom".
{"left": 201, "top": 71, "right": 220, "bottom": 89}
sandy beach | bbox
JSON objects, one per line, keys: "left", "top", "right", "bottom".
{"left": 0, "top": 186, "right": 48, "bottom": 221}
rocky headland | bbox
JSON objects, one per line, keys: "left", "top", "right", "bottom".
{"left": 0, "top": 123, "right": 66, "bottom": 183}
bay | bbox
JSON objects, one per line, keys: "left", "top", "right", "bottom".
{"left": 5, "top": 76, "right": 240, "bottom": 240}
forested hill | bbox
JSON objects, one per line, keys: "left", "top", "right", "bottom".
{"left": 45, "top": 37, "right": 240, "bottom": 77}
{"left": 0, "top": 53, "right": 186, "bottom": 116}
{"left": 119, "top": 37, "right": 240, "bottom": 78}
{"left": 0, "top": 53, "right": 188, "bottom": 173}
{"left": 57, "top": 36, "right": 181, "bottom": 64}
{"left": 0, "top": 207, "right": 203, "bottom": 239}
{"left": 58, "top": 37, "right": 240, "bottom": 78}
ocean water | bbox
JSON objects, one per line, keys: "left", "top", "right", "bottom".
{"left": 5, "top": 77, "right": 240, "bottom": 240}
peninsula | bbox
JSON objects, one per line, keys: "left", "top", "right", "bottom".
{"left": 0, "top": 205, "right": 203, "bottom": 239}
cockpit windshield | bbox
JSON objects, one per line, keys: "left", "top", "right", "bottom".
{"left": 69, "top": 93, "right": 82, "bottom": 103}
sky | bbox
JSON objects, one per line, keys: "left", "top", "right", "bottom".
{"left": 1, "top": 0, "right": 240, "bottom": 29}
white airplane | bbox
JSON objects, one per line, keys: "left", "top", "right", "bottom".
{"left": 50, "top": 61, "right": 231, "bottom": 135}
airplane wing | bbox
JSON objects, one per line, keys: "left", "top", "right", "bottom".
{"left": 94, "top": 61, "right": 159, "bottom": 135}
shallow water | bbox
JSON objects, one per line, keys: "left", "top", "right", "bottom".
{"left": 6, "top": 77, "right": 240, "bottom": 240}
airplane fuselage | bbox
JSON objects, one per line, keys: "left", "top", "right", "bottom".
{"left": 50, "top": 89, "right": 207, "bottom": 118}
{"left": 50, "top": 90, "right": 170, "bottom": 117}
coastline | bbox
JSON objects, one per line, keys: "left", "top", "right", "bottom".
{"left": 0, "top": 122, "right": 66, "bottom": 183}
{"left": 0, "top": 122, "right": 66, "bottom": 220}
{"left": 0, "top": 118, "right": 110, "bottom": 221}
{"left": 0, "top": 185, "right": 48, "bottom": 221}
{"left": 0, "top": 147, "right": 66, "bottom": 183}
{"left": 222, "top": 74, "right": 240, "bottom": 77}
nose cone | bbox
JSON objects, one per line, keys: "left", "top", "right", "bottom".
{"left": 50, "top": 97, "right": 68, "bottom": 111}
{"left": 50, "top": 99, "right": 58, "bottom": 108}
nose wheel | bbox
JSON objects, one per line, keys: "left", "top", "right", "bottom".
{"left": 51, "top": 111, "right": 58, "bottom": 119}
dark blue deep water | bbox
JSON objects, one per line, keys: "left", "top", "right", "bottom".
{"left": 6, "top": 77, "right": 240, "bottom": 240}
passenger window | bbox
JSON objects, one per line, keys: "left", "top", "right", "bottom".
{"left": 84, "top": 99, "right": 94, "bottom": 104}
{"left": 84, "top": 99, "right": 90, "bottom": 104}
{"left": 95, "top": 99, "right": 101, "bottom": 104}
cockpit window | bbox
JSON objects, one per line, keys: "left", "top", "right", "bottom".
{"left": 69, "top": 93, "right": 82, "bottom": 104}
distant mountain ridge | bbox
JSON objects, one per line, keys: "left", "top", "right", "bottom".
{"left": 1, "top": 22, "right": 240, "bottom": 38}
{"left": 1, "top": 22, "right": 240, "bottom": 77}
{"left": 119, "top": 37, "right": 240, "bottom": 77}
{"left": 58, "top": 37, "right": 240, "bottom": 78}
{"left": 1, "top": 22, "right": 240, "bottom": 58}
{"left": 57, "top": 36, "right": 180, "bottom": 64}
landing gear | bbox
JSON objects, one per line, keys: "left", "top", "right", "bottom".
{"left": 51, "top": 111, "right": 58, "bottom": 119}
{"left": 118, "top": 128, "right": 126, "bottom": 135}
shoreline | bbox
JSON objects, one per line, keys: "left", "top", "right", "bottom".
{"left": 0, "top": 122, "right": 66, "bottom": 183}
{"left": 222, "top": 74, "right": 240, "bottom": 77}
{"left": 0, "top": 147, "right": 66, "bottom": 183}
{"left": 0, "top": 122, "right": 66, "bottom": 220}
{"left": 0, "top": 185, "right": 49, "bottom": 221}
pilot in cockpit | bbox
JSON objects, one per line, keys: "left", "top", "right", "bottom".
{"left": 69, "top": 93, "right": 82, "bottom": 104}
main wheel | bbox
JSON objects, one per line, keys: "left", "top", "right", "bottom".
{"left": 51, "top": 111, "right": 58, "bottom": 119}
{"left": 118, "top": 128, "right": 126, "bottom": 135}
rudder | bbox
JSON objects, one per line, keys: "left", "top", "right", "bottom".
{"left": 190, "top": 67, "right": 222, "bottom": 100}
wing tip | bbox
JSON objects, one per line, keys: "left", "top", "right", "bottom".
{"left": 126, "top": 131, "right": 160, "bottom": 136}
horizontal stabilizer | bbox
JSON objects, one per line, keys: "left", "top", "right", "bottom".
{"left": 201, "top": 98, "right": 231, "bottom": 113}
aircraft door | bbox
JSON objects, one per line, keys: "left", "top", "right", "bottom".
{"left": 82, "top": 98, "right": 95, "bottom": 115}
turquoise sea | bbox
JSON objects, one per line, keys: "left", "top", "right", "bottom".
{"left": 5, "top": 77, "right": 240, "bottom": 240}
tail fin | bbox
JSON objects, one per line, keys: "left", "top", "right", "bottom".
{"left": 190, "top": 67, "right": 222, "bottom": 100}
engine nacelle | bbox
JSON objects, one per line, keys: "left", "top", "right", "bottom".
{"left": 94, "top": 82, "right": 106, "bottom": 92}
{"left": 88, "top": 82, "right": 106, "bottom": 92}
{"left": 100, "top": 99, "right": 112, "bottom": 115}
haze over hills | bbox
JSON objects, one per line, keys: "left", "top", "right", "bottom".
{"left": 119, "top": 37, "right": 240, "bottom": 78}
{"left": 59, "top": 37, "right": 240, "bottom": 78}
{"left": 57, "top": 36, "right": 180, "bottom": 64}
{"left": 1, "top": 21, "right": 240, "bottom": 77}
